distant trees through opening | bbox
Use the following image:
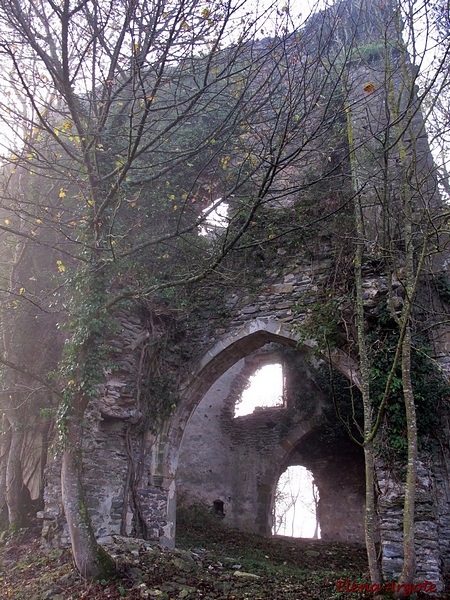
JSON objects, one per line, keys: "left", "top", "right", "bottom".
{"left": 273, "top": 466, "right": 320, "bottom": 539}
{"left": 234, "top": 363, "right": 284, "bottom": 418}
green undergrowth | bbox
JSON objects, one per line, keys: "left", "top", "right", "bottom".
{"left": 177, "top": 508, "right": 371, "bottom": 597}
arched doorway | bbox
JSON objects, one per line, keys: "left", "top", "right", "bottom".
{"left": 152, "top": 317, "right": 363, "bottom": 546}
{"left": 176, "top": 343, "right": 310, "bottom": 534}
{"left": 273, "top": 465, "right": 320, "bottom": 538}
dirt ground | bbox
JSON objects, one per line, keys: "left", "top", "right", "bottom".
{"left": 0, "top": 521, "right": 448, "bottom": 599}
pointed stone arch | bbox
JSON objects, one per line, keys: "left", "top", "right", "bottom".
{"left": 159, "top": 317, "right": 359, "bottom": 477}
{"left": 153, "top": 317, "right": 361, "bottom": 546}
{"left": 270, "top": 426, "right": 365, "bottom": 542}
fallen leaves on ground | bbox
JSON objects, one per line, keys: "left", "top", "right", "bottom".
{"left": 0, "top": 523, "right": 448, "bottom": 599}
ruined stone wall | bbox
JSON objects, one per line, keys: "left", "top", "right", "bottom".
{"left": 40, "top": 309, "right": 171, "bottom": 546}
{"left": 38, "top": 1, "right": 450, "bottom": 593}
{"left": 377, "top": 459, "right": 439, "bottom": 585}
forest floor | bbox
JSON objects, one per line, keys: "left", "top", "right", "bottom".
{"left": 0, "top": 516, "right": 448, "bottom": 599}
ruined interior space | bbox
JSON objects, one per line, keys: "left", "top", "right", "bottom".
{"left": 177, "top": 343, "right": 365, "bottom": 543}
{"left": 1, "top": 0, "right": 450, "bottom": 595}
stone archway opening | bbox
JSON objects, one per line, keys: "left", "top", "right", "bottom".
{"left": 273, "top": 465, "right": 320, "bottom": 539}
{"left": 175, "top": 342, "right": 331, "bottom": 537}
{"left": 234, "top": 363, "right": 284, "bottom": 417}
{"left": 162, "top": 318, "right": 364, "bottom": 547}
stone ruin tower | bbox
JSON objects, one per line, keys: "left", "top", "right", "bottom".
{"left": 40, "top": 0, "right": 450, "bottom": 591}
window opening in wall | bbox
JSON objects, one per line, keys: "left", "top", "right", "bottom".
{"left": 273, "top": 465, "right": 320, "bottom": 538}
{"left": 199, "top": 198, "right": 229, "bottom": 236}
{"left": 234, "top": 363, "right": 283, "bottom": 417}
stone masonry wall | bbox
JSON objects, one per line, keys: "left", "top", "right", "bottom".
{"left": 377, "top": 458, "right": 445, "bottom": 592}
{"left": 39, "top": 2, "right": 450, "bottom": 591}
{"left": 40, "top": 308, "right": 169, "bottom": 545}
{"left": 39, "top": 213, "right": 450, "bottom": 594}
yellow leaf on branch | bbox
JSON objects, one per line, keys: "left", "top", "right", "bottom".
{"left": 56, "top": 260, "right": 66, "bottom": 273}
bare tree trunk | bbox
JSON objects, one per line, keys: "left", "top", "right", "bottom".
{"left": 312, "top": 482, "right": 320, "bottom": 539}
{"left": 0, "top": 415, "right": 11, "bottom": 524}
{"left": 347, "top": 92, "right": 383, "bottom": 586}
{"left": 39, "top": 418, "right": 52, "bottom": 502}
{"left": 5, "top": 419, "right": 24, "bottom": 528}
{"left": 61, "top": 401, "right": 115, "bottom": 580}
{"left": 364, "top": 441, "right": 381, "bottom": 586}
{"left": 397, "top": 331, "right": 418, "bottom": 593}
{"left": 291, "top": 502, "right": 296, "bottom": 537}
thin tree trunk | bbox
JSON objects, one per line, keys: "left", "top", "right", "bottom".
{"left": 346, "top": 91, "right": 383, "bottom": 586}
{"left": 6, "top": 420, "right": 24, "bottom": 528}
{"left": 312, "top": 482, "right": 319, "bottom": 539}
{"left": 397, "top": 329, "right": 417, "bottom": 592}
{"left": 291, "top": 503, "right": 296, "bottom": 537}
{"left": 393, "top": 67, "right": 419, "bottom": 584}
{"left": 364, "top": 441, "right": 382, "bottom": 586}
{"left": 39, "top": 418, "right": 52, "bottom": 502}
{"left": 0, "top": 415, "right": 12, "bottom": 524}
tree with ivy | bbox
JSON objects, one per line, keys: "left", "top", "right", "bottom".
{"left": 335, "top": 0, "right": 450, "bottom": 590}
{"left": 258, "top": 0, "right": 450, "bottom": 591}
{"left": 0, "top": 0, "right": 287, "bottom": 577}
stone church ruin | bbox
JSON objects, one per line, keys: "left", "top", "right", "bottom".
{"left": 2, "top": 0, "right": 450, "bottom": 592}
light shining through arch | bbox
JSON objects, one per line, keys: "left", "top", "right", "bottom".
{"left": 273, "top": 465, "right": 320, "bottom": 538}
